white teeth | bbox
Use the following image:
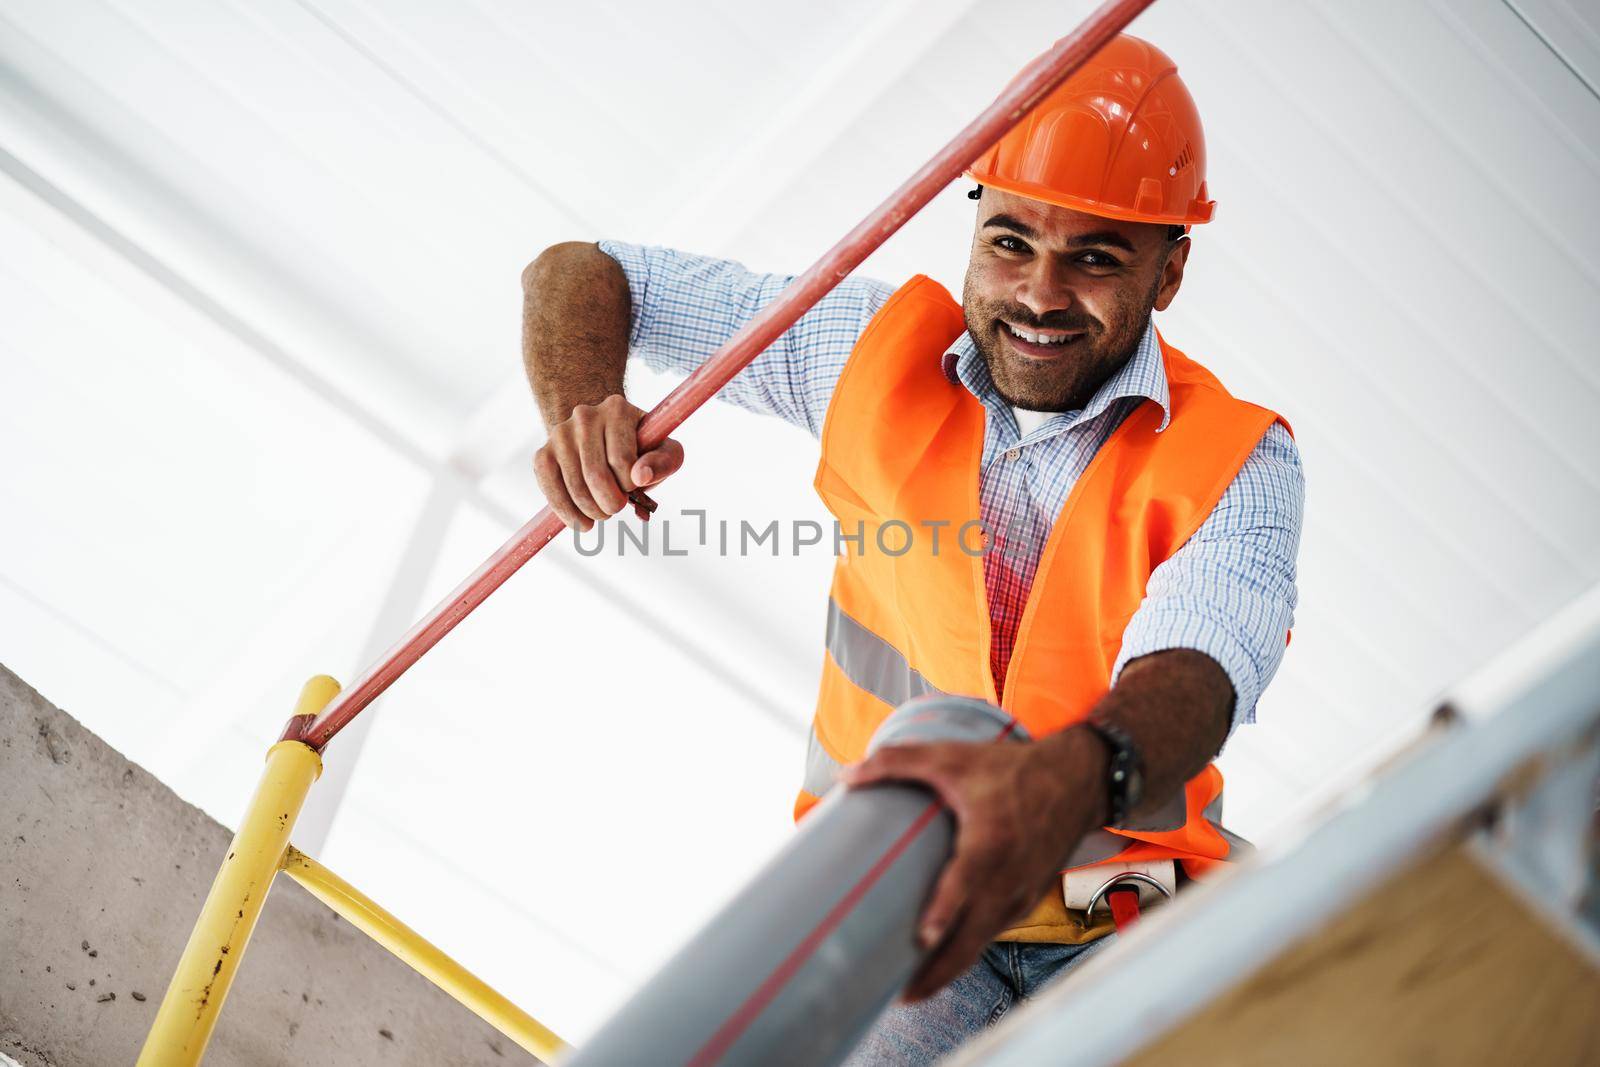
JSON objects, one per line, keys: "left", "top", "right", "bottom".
{"left": 1006, "top": 323, "right": 1073, "bottom": 346}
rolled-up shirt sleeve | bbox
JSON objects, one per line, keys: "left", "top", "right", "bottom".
{"left": 1111, "top": 421, "right": 1305, "bottom": 733}
{"left": 597, "top": 240, "right": 893, "bottom": 437}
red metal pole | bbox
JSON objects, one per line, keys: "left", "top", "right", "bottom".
{"left": 298, "top": 0, "right": 1156, "bottom": 751}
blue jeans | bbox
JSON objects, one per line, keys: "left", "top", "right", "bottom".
{"left": 843, "top": 938, "right": 1113, "bottom": 1066}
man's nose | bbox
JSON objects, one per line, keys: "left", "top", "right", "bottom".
{"left": 1014, "top": 259, "right": 1074, "bottom": 320}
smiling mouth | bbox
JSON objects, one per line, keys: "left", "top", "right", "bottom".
{"left": 999, "top": 321, "right": 1084, "bottom": 358}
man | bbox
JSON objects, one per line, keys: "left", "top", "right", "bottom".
{"left": 521, "top": 34, "right": 1303, "bottom": 1064}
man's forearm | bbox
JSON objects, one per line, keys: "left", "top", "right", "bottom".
{"left": 521, "top": 241, "right": 632, "bottom": 427}
{"left": 1037, "top": 648, "right": 1234, "bottom": 823}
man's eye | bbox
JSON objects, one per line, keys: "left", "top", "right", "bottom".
{"left": 995, "top": 236, "right": 1030, "bottom": 254}
{"left": 1078, "top": 252, "right": 1121, "bottom": 269}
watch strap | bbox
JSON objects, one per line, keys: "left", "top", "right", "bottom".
{"left": 1080, "top": 718, "right": 1143, "bottom": 828}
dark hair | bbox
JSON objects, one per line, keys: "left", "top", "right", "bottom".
{"left": 969, "top": 186, "right": 1188, "bottom": 243}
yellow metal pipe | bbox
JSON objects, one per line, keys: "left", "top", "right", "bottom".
{"left": 279, "top": 846, "right": 570, "bottom": 1063}
{"left": 137, "top": 676, "right": 337, "bottom": 1067}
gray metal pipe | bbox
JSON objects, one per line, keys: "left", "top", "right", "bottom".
{"left": 564, "top": 695, "right": 1021, "bottom": 1067}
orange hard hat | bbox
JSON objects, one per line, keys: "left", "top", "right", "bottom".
{"left": 966, "top": 34, "right": 1215, "bottom": 228}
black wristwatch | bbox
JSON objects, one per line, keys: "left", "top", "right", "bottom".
{"left": 1079, "top": 718, "right": 1144, "bottom": 828}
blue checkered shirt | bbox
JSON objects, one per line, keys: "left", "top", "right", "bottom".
{"left": 600, "top": 241, "right": 1304, "bottom": 729}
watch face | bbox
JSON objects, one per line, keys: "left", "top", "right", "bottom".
{"left": 1125, "top": 764, "right": 1145, "bottom": 811}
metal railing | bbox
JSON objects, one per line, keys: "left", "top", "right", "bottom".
{"left": 136, "top": 677, "right": 568, "bottom": 1064}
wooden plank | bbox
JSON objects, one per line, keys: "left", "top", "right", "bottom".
{"left": 1124, "top": 844, "right": 1600, "bottom": 1065}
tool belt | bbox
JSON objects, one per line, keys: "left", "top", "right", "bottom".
{"left": 999, "top": 859, "right": 1182, "bottom": 942}
{"left": 1064, "top": 858, "right": 1177, "bottom": 913}
{"left": 1066, "top": 859, "right": 1177, "bottom": 934}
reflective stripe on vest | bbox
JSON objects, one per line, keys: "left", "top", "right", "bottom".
{"left": 802, "top": 274, "right": 1289, "bottom": 880}
{"left": 801, "top": 726, "right": 845, "bottom": 801}
{"left": 826, "top": 597, "right": 943, "bottom": 709}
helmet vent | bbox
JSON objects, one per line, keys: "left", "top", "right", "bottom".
{"left": 1169, "top": 142, "right": 1194, "bottom": 177}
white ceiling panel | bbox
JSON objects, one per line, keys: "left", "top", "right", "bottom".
{"left": 1504, "top": 0, "right": 1600, "bottom": 94}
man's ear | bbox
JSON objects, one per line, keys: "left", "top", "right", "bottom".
{"left": 1153, "top": 237, "right": 1191, "bottom": 312}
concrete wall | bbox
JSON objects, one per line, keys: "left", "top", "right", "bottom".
{"left": 0, "top": 664, "right": 539, "bottom": 1066}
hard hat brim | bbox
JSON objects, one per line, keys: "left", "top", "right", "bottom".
{"left": 964, "top": 169, "right": 1217, "bottom": 228}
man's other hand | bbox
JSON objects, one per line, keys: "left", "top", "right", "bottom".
{"left": 839, "top": 730, "right": 1107, "bottom": 1001}
{"left": 533, "top": 394, "right": 684, "bottom": 531}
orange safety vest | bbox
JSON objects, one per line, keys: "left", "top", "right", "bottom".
{"left": 798, "top": 275, "right": 1290, "bottom": 942}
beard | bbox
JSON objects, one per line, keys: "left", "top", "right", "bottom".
{"left": 962, "top": 279, "right": 1159, "bottom": 412}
